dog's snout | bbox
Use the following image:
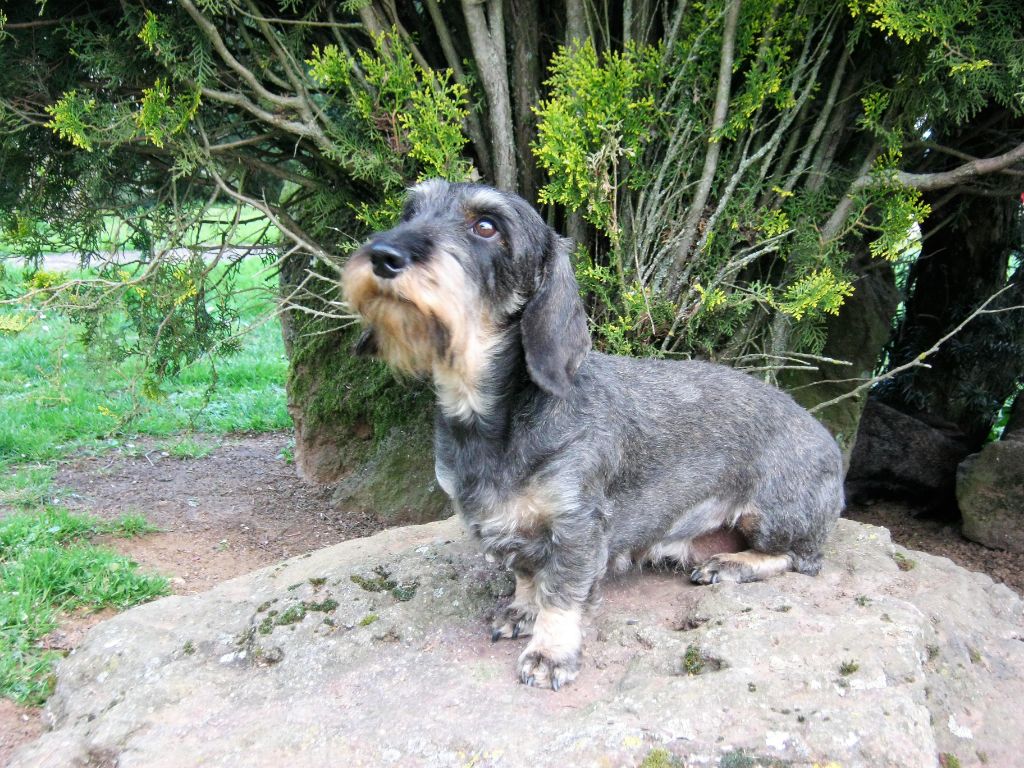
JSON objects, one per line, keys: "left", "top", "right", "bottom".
{"left": 369, "top": 242, "right": 410, "bottom": 279}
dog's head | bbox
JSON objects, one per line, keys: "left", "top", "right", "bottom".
{"left": 342, "top": 180, "right": 591, "bottom": 406}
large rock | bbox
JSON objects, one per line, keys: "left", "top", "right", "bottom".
{"left": 330, "top": 419, "right": 450, "bottom": 524}
{"left": 846, "top": 400, "right": 971, "bottom": 514}
{"left": 1003, "top": 392, "right": 1024, "bottom": 436}
{"left": 12, "top": 519, "right": 1023, "bottom": 768}
{"left": 958, "top": 437, "right": 1024, "bottom": 552}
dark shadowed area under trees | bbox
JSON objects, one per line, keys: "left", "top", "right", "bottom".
{"left": 1, "top": 0, "right": 1022, "bottom": 525}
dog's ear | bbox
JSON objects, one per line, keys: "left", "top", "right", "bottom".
{"left": 521, "top": 234, "right": 591, "bottom": 398}
{"left": 352, "top": 328, "right": 378, "bottom": 357}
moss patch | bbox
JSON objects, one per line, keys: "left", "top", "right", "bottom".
{"left": 893, "top": 551, "right": 916, "bottom": 571}
{"left": 839, "top": 659, "right": 860, "bottom": 676}
{"left": 638, "top": 748, "right": 684, "bottom": 768}
{"left": 681, "top": 644, "right": 726, "bottom": 676}
{"left": 330, "top": 416, "right": 449, "bottom": 524}
{"left": 351, "top": 566, "right": 397, "bottom": 593}
{"left": 390, "top": 582, "right": 418, "bottom": 602}
{"left": 720, "top": 750, "right": 792, "bottom": 768}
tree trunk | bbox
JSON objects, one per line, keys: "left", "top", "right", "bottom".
{"left": 511, "top": 0, "right": 541, "bottom": 202}
{"left": 784, "top": 247, "right": 900, "bottom": 468}
{"left": 461, "top": 0, "right": 518, "bottom": 191}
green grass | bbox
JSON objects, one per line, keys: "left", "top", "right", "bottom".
{"left": 165, "top": 437, "right": 217, "bottom": 459}
{"left": 0, "top": 466, "right": 57, "bottom": 508}
{"left": 0, "top": 508, "right": 168, "bottom": 704}
{"left": 0, "top": 239, "right": 288, "bottom": 706}
{"left": 107, "top": 513, "right": 161, "bottom": 537}
{"left": 0, "top": 204, "right": 280, "bottom": 255}
{"left": 0, "top": 258, "right": 291, "bottom": 471}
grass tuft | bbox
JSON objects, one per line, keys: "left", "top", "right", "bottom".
{"left": 167, "top": 437, "right": 215, "bottom": 460}
{"left": 0, "top": 466, "right": 58, "bottom": 508}
{"left": 109, "top": 513, "right": 161, "bottom": 538}
{"left": 0, "top": 509, "right": 167, "bottom": 704}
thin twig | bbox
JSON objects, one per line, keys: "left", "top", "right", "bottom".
{"left": 809, "top": 287, "right": 1024, "bottom": 413}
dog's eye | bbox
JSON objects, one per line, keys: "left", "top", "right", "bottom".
{"left": 472, "top": 218, "right": 498, "bottom": 239}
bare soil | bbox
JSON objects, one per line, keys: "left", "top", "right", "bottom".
{"left": 3, "top": 433, "right": 1021, "bottom": 763}
{"left": 56, "top": 432, "right": 386, "bottom": 595}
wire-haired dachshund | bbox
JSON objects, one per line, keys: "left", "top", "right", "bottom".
{"left": 342, "top": 180, "right": 844, "bottom": 690}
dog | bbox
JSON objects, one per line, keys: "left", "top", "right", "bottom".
{"left": 342, "top": 180, "right": 844, "bottom": 690}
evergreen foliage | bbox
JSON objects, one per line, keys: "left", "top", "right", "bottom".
{"left": 0, "top": 0, "right": 1021, "bottom": 439}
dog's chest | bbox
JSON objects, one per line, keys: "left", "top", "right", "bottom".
{"left": 437, "top": 457, "right": 560, "bottom": 569}
{"left": 435, "top": 407, "right": 577, "bottom": 568}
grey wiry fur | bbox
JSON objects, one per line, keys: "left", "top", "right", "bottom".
{"left": 342, "top": 180, "right": 844, "bottom": 690}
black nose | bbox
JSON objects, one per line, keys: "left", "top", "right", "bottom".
{"left": 369, "top": 242, "right": 410, "bottom": 279}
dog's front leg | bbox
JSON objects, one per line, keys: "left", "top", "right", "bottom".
{"left": 492, "top": 571, "right": 538, "bottom": 640}
{"left": 517, "top": 518, "right": 607, "bottom": 690}
{"left": 518, "top": 601, "right": 583, "bottom": 691}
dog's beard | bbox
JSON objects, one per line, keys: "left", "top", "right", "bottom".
{"left": 342, "top": 251, "right": 501, "bottom": 419}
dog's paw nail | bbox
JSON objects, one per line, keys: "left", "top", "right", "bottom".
{"left": 491, "top": 628, "right": 502, "bottom": 642}
{"left": 551, "top": 677, "right": 561, "bottom": 692}
{"left": 511, "top": 625, "right": 520, "bottom": 639}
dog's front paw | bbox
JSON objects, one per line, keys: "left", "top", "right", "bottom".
{"left": 517, "top": 644, "right": 580, "bottom": 691}
{"left": 491, "top": 603, "right": 536, "bottom": 641}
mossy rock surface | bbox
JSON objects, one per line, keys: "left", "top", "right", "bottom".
{"left": 331, "top": 417, "right": 449, "bottom": 524}
{"left": 283, "top": 313, "right": 446, "bottom": 523}
{"left": 14, "top": 519, "right": 1024, "bottom": 767}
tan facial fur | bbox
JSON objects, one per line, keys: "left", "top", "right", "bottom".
{"left": 342, "top": 248, "right": 502, "bottom": 420}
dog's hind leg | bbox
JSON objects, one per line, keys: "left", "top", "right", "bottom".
{"left": 689, "top": 550, "right": 793, "bottom": 584}
{"left": 690, "top": 483, "right": 840, "bottom": 584}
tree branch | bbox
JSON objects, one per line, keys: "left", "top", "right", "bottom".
{"left": 667, "top": 0, "right": 741, "bottom": 284}
{"left": 853, "top": 140, "right": 1024, "bottom": 193}
{"left": 424, "top": 0, "right": 493, "bottom": 179}
{"left": 198, "top": 87, "right": 323, "bottom": 142}
{"left": 809, "top": 285, "right": 1024, "bottom": 414}
{"left": 178, "top": 0, "right": 303, "bottom": 111}
{"left": 461, "top": 0, "right": 517, "bottom": 190}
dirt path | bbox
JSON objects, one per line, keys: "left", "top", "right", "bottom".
{"left": 3, "top": 434, "right": 1021, "bottom": 763}
{"left": 55, "top": 432, "right": 387, "bottom": 594}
